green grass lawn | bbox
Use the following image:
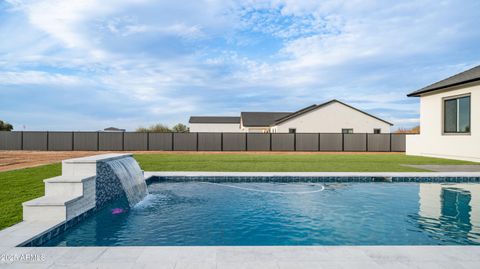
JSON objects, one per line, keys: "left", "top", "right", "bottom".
{"left": 0, "top": 153, "right": 476, "bottom": 230}
{"left": 0, "top": 163, "right": 61, "bottom": 230}
{"left": 134, "top": 153, "right": 476, "bottom": 172}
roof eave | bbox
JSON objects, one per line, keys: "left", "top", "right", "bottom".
{"left": 189, "top": 116, "right": 240, "bottom": 124}
{"left": 273, "top": 104, "right": 319, "bottom": 125}
{"left": 190, "top": 122, "right": 239, "bottom": 124}
{"left": 242, "top": 125, "right": 270, "bottom": 127}
{"left": 407, "top": 77, "right": 480, "bottom": 97}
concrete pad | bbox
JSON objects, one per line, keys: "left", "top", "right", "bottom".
{"left": 54, "top": 247, "right": 107, "bottom": 264}
{"left": 49, "top": 262, "right": 137, "bottom": 269}
{"left": 279, "top": 260, "right": 383, "bottom": 269}
{"left": 0, "top": 246, "right": 479, "bottom": 268}
{"left": 402, "top": 164, "right": 480, "bottom": 172}
{"left": 136, "top": 247, "right": 216, "bottom": 264}
{"left": 135, "top": 262, "right": 176, "bottom": 269}
{"left": 216, "top": 261, "right": 279, "bottom": 269}
{"left": 216, "top": 247, "right": 280, "bottom": 263}
{"left": 0, "top": 263, "right": 53, "bottom": 269}
{"left": 174, "top": 261, "right": 217, "bottom": 269}
{"left": 323, "top": 247, "right": 377, "bottom": 262}
{"left": 96, "top": 247, "right": 145, "bottom": 263}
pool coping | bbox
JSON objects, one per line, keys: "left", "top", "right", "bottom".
{"left": 2, "top": 171, "right": 480, "bottom": 267}
{"left": 145, "top": 171, "right": 480, "bottom": 178}
{"left": 62, "top": 153, "right": 132, "bottom": 164}
{"left": 145, "top": 171, "right": 480, "bottom": 184}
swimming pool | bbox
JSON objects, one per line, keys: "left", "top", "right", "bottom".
{"left": 42, "top": 181, "right": 480, "bottom": 246}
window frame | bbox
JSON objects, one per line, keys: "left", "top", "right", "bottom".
{"left": 373, "top": 128, "right": 381, "bottom": 134}
{"left": 342, "top": 128, "right": 354, "bottom": 134}
{"left": 288, "top": 128, "right": 296, "bottom": 134}
{"left": 442, "top": 94, "right": 471, "bottom": 135}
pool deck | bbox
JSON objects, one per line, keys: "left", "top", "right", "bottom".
{"left": 2, "top": 171, "right": 480, "bottom": 268}
{"left": 402, "top": 164, "right": 480, "bottom": 172}
{"left": 1, "top": 245, "right": 479, "bottom": 268}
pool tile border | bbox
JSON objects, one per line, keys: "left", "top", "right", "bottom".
{"left": 147, "top": 175, "right": 480, "bottom": 183}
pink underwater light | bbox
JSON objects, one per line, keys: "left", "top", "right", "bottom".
{"left": 111, "top": 208, "right": 125, "bottom": 215}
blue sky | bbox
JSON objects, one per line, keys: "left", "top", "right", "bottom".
{"left": 1, "top": 0, "right": 480, "bottom": 131}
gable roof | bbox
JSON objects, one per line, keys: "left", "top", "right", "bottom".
{"left": 408, "top": 65, "right": 480, "bottom": 97}
{"left": 241, "top": 112, "right": 291, "bottom": 127}
{"left": 190, "top": 100, "right": 393, "bottom": 127}
{"left": 273, "top": 104, "right": 318, "bottom": 125}
{"left": 274, "top": 100, "right": 393, "bottom": 126}
{"left": 189, "top": 116, "right": 240, "bottom": 124}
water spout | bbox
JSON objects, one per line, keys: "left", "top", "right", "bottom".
{"left": 105, "top": 157, "right": 148, "bottom": 207}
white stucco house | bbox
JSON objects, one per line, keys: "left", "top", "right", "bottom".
{"left": 188, "top": 117, "right": 242, "bottom": 133}
{"left": 189, "top": 99, "right": 393, "bottom": 133}
{"left": 406, "top": 65, "right": 479, "bottom": 162}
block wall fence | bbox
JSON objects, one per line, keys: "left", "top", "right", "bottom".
{"left": 0, "top": 131, "right": 407, "bottom": 152}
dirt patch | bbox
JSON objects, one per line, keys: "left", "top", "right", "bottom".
{"left": 0, "top": 151, "right": 112, "bottom": 172}
{"left": 0, "top": 150, "right": 403, "bottom": 172}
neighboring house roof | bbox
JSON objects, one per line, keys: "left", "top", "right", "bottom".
{"left": 274, "top": 100, "right": 393, "bottom": 126}
{"left": 191, "top": 100, "right": 392, "bottom": 127}
{"left": 189, "top": 116, "right": 241, "bottom": 124}
{"left": 273, "top": 104, "right": 318, "bottom": 125}
{"left": 241, "top": 112, "right": 291, "bottom": 127}
{"left": 104, "top": 127, "right": 125, "bottom": 132}
{"left": 408, "top": 65, "right": 480, "bottom": 97}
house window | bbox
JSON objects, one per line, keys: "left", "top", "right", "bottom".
{"left": 289, "top": 128, "right": 296, "bottom": 133}
{"left": 444, "top": 95, "right": 470, "bottom": 134}
{"left": 373, "top": 129, "right": 381, "bottom": 134}
{"left": 342, "top": 128, "right": 353, "bottom": 134}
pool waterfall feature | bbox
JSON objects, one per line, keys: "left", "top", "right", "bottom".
{"left": 22, "top": 153, "right": 147, "bottom": 223}
{"left": 105, "top": 157, "right": 148, "bottom": 206}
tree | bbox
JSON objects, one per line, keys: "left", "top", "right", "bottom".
{"left": 136, "top": 123, "right": 189, "bottom": 133}
{"left": 0, "top": 120, "right": 13, "bottom": 131}
{"left": 135, "top": 123, "right": 171, "bottom": 132}
{"left": 394, "top": 125, "right": 420, "bottom": 134}
{"left": 171, "top": 123, "right": 189, "bottom": 133}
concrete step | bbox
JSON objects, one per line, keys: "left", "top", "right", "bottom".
{"left": 61, "top": 153, "right": 131, "bottom": 177}
{"left": 44, "top": 175, "right": 94, "bottom": 197}
{"left": 23, "top": 175, "right": 96, "bottom": 222}
{"left": 21, "top": 154, "right": 131, "bottom": 223}
{"left": 22, "top": 195, "right": 82, "bottom": 221}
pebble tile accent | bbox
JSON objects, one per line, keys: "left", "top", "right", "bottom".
{"left": 147, "top": 176, "right": 480, "bottom": 184}
{"left": 95, "top": 161, "right": 127, "bottom": 208}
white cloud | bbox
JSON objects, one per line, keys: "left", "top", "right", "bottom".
{"left": 10, "top": 0, "right": 116, "bottom": 61}
{"left": 1, "top": 0, "right": 480, "bottom": 130}
{"left": 0, "top": 71, "right": 82, "bottom": 85}
{"left": 104, "top": 16, "right": 205, "bottom": 39}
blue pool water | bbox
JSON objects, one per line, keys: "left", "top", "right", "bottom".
{"left": 43, "top": 182, "right": 480, "bottom": 246}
